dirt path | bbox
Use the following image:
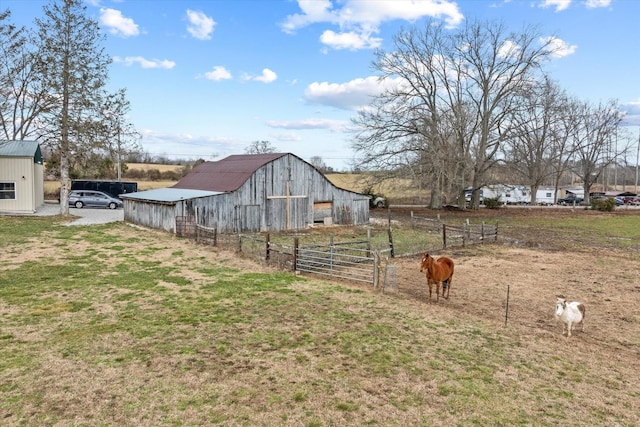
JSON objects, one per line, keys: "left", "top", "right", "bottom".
{"left": 388, "top": 245, "right": 640, "bottom": 356}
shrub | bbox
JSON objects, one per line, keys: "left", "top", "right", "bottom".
{"left": 591, "top": 197, "right": 616, "bottom": 212}
{"left": 483, "top": 196, "right": 503, "bottom": 209}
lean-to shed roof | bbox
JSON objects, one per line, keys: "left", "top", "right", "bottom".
{"left": 173, "top": 153, "right": 287, "bottom": 192}
{"left": 0, "top": 140, "right": 43, "bottom": 163}
{"left": 120, "top": 188, "right": 220, "bottom": 204}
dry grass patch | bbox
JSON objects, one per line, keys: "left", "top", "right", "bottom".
{"left": 1, "top": 214, "right": 639, "bottom": 426}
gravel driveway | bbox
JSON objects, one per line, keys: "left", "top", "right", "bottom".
{"left": 33, "top": 202, "right": 124, "bottom": 226}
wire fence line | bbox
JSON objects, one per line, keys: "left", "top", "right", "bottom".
{"left": 174, "top": 213, "right": 498, "bottom": 289}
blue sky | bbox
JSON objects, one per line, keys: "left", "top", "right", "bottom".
{"left": 5, "top": 0, "right": 640, "bottom": 170}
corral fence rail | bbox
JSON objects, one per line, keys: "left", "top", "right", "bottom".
{"left": 408, "top": 211, "right": 498, "bottom": 251}
{"left": 176, "top": 213, "right": 498, "bottom": 289}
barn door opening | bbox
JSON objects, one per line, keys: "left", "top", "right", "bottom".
{"left": 313, "top": 201, "right": 332, "bottom": 224}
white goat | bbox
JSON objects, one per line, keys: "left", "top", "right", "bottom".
{"left": 555, "top": 297, "right": 585, "bottom": 337}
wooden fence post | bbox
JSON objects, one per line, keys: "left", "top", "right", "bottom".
{"left": 481, "top": 221, "right": 485, "bottom": 244}
{"left": 237, "top": 233, "right": 242, "bottom": 253}
{"left": 366, "top": 228, "right": 371, "bottom": 257}
{"left": 293, "top": 237, "right": 299, "bottom": 272}
{"left": 213, "top": 227, "right": 217, "bottom": 247}
{"left": 387, "top": 227, "right": 395, "bottom": 258}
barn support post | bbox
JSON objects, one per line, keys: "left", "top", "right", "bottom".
{"left": 442, "top": 223, "right": 447, "bottom": 250}
{"left": 265, "top": 232, "right": 270, "bottom": 261}
{"left": 293, "top": 237, "right": 299, "bottom": 272}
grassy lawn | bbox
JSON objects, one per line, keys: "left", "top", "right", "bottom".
{"left": 1, "top": 213, "right": 639, "bottom": 426}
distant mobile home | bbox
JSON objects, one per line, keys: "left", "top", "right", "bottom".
{"left": 121, "top": 153, "right": 370, "bottom": 233}
{"left": 468, "top": 184, "right": 558, "bottom": 205}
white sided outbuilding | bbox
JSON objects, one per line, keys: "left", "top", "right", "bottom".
{"left": 0, "top": 140, "right": 44, "bottom": 214}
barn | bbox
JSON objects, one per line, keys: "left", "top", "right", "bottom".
{"left": 121, "top": 153, "right": 370, "bottom": 233}
{"left": 0, "top": 140, "right": 44, "bottom": 214}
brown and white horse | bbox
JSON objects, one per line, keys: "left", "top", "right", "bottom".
{"left": 419, "top": 252, "right": 454, "bottom": 302}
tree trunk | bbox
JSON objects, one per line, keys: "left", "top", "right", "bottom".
{"left": 59, "top": 154, "right": 70, "bottom": 215}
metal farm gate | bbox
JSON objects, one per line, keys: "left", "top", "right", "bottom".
{"left": 295, "top": 245, "right": 380, "bottom": 285}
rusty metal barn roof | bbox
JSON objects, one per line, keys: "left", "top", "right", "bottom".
{"left": 120, "top": 188, "right": 220, "bottom": 203}
{"left": 172, "top": 153, "right": 287, "bottom": 192}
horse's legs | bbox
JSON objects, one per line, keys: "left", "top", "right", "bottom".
{"left": 444, "top": 276, "right": 452, "bottom": 299}
{"left": 566, "top": 321, "right": 573, "bottom": 337}
{"left": 427, "top": 279, "right": 433, "bottom": 303}
{"left": 435, "top": 282, "right": 440, "bottom": 302}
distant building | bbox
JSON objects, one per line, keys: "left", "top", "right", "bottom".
{"left": 121, "top": 153, "right": 370, "bottom": 233}
{"left": 0, "top": 140, "right": 44, "bottom": 213}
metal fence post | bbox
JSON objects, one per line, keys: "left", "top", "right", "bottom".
{"left": 442, "top": 223, "right": 447, "bottom": 250}
{"left": 373, "top": 251, "right": 380, "bottom": 290}
{"left": 265, "top": 232, "right": 270, "bottom": 262}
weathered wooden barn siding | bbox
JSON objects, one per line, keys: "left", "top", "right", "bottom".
{"left": 124, "top": 199, "right": 178, "bottom": 233}
{"left": 186, "top": 154, "right": 369, "bottom": 232}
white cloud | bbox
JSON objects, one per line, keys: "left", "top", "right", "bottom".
{"left": 304, "top": 76, "right": 398, "bottom": 111}
{"left": 541, "top": 36, "right": 577, "bottom": 58}
{"left": 266, "top": 118, "right": 349, "bottom": 132}
{"left": 281, "top": 0, "right": 463, "bottom": 51}
{"left": 139, "top": 129, "right": 239, "bottom": 159}
{"left": 100, "top": 8, "right": 139, "bottom": 37}
{"left": 497, "top": 40, "right": 521, "bottom": 59}
{"left": 271, "top": 132, "right": 303, "bottom": 142}
{"left": 585, "top": 0, "right": 611, "bottom": 8}
{"left": 113, "top": 56, "right": 176, "bottom": 69}
{"left": 320, "top": 30, "right": 382, "bottom": 50}
{"left": 243, "top": 68, "right": 278, "bottom": 83}
{"left": 186, "top": 9, "right": 216, "bottom": 40}
{"left": 538, "top": 0, "right": 572, "bottom": 12}
{"left": 204, "top": 66, "right": 232, "bottom": 81}
{"left": 621, "top": 101, "right": 640, "bottom": 126}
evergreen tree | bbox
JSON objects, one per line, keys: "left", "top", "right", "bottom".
{"left": 34, "top": 0, "right": 111, "bottom": 214}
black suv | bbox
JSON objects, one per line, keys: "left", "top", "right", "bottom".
{"left": 558, "top": 194, "right": 584, "bottom": 205}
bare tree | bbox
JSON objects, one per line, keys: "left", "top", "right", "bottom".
{"left": 569, "top": 99, "right": 625, "bottom": 202}
{"left": 245, "top": 140, "right": 276, "bottom": 154}
{"left": 309, "top": 155, "right": 327, "bottom": 172}
{"left": 503, "top": 76, "right": 570, "bottom": 203}
{"left": 457, "top": 21, "right": 554, "bottom": 209}
{"left": 101, "top": 88, "right": 141, "bottom": 180}
{"left": 34, "top": 0, "right": 111, "bottom": 215}
{"left": 352, "top": 20, "right": 554, "bottom": 209}
{"left": 0, "top": 9, "right": 54, "bottom": 141}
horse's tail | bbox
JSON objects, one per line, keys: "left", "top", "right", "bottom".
{"left": 577, "top": 303, "right": 585, "bottom": 320}
{"left": 443, "top": 258, "right": 454, "bottom": 280}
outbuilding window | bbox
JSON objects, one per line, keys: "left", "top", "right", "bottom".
{"left": 0, "top": 182, "right": 16, "bottom": 200}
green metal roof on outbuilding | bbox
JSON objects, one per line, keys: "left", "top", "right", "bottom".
{"left": 0, "top": 140, "right": 43, "bottom": 164}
